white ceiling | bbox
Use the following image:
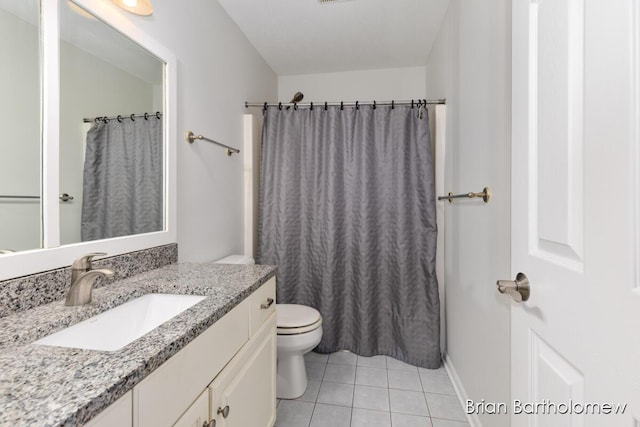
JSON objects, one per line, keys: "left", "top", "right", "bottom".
{"left": 217, "top": 0, "right": 450, "bottom": 76}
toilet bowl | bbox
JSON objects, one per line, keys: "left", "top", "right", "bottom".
{"left": 214, "top": 255, "right": 323, "bottom": 399}
{"left": 276, "top": 304, "right": 323, "bottom": 398}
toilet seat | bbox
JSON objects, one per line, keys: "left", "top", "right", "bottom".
{"left": 277, "top": 304, "right": 322, "bottom": 335}
{"left": 277, "top": 318, "right": 323, "bottom": 335}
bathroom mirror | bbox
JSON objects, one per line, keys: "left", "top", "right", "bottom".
{"left": 0, "top": 0, "right": 177, "bottom": 280}
{"left": 59, "top": 1, "right": 165, "bottom": 245}
{"left": 0, "top": 0, "right": 42, "bottom": 253}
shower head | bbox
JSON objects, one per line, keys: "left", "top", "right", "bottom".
{"left": 290, "top": 92, "right": 304, "bottom": 103}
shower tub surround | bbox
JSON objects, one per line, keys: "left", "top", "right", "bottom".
{"left": 0, "top": 243, "right": 178, "bottom": 318}
{"left": 0, "top": 261, "right": 277, "bottom": 426}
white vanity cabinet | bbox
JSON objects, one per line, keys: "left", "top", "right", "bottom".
{"left": 133, "top": 277, "right": 276, "bottom": 427}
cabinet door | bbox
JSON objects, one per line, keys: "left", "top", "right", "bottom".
{"left": 210, "top": 314, "right": 276, "bottom": 427}
{"left": 173, "top": 389, "right": 209, "bottom": 427}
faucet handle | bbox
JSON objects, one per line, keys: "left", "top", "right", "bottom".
{"left": 72, "top": 252, "right": 107, "bottom": 271}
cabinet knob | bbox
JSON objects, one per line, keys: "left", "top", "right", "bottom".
{"left": 260, "top": 298, "right": 274, "bottom": 309}
{"left": 203, "top": 420, "right": 216, "bottom": 427}
{"left": 217, "top": 405, "right": 230, "bottom": 418}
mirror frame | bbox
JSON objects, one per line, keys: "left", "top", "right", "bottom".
{"left": 0, "top": 0, "right": 177, "bottom": 281}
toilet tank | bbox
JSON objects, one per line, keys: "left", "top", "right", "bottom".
{"left": 214, "top": 255, "right": 255, "bottom": 265}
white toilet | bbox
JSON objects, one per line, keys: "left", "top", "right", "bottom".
{"left": 214, "top": 255, "right": 323, "bottom": 399}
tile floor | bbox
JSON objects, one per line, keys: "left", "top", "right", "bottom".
{"left": 275, "top": 351, "right": 470, "bottom": 427}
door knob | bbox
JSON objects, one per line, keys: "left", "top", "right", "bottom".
{"left": 496, "top": 272, "right": 530, "bottom": 302}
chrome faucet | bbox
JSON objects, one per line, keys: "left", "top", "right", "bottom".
{"left": 65, "top": 253, "right": 115, "bottom": 306}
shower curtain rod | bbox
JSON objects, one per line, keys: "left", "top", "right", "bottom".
{"left": 245, "top": 99, "right": 446, "bottom": 109}
{"left": 82, "top": 111, "right": 163, "bottom": 123}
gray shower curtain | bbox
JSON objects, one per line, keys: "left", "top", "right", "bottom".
{"left": 258, "top": 105, "right": 440, "bottom": 368}
{"left": 81, "top": 117, "right": 163, "bottom": 241}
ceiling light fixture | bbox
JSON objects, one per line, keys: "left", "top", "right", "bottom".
{"left": 112, "top": 0, "right": 153, "bottom": 16}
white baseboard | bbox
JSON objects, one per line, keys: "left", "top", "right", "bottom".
{"left": 442, "top": 352, "right": 482, "bottom": 427}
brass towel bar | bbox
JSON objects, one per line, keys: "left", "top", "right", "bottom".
{"left": 438, "top": 186, "right": 491, "bottom": 203}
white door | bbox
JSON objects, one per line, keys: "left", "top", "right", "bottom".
{"left": 510, "top": 0, "right": 640, "bottom": 426}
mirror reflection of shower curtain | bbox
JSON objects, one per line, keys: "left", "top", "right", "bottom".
{"left": 258, "top": 105, "right": 440, "bottom": 368}
{"left": 81, "top": 118, "right": 163, "bottom": 241}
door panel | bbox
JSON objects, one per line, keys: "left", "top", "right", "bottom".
{"left": 529, "top": 0, "right": 584, "bottom": 269}
{"left": 529, "top": 333, "right": 584, "bottom": 427}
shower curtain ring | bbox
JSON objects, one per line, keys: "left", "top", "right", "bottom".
{"left": 373, "top": 101, "right": 376, "bottom": 110}
{"left": 324, "top": 102, "right": 328, "bottom": 111}
{"left": 278, "top": 102, "right": 282, "bottom": 110}
{"left": 103, "top": 116, "right": 109, "bottom": 123}
{"left": 391, "top": 100, "right": 395, "bottom": 109}
{"left": 294, "top": 103, "right": 298, "bottom": 110}
{"left": 130, "top": 114, "right": 135, "bottom": 121}
{"left": 263, "top": 102, "right": 268, "bottom": 112}
{"left": 340, "top": 101, "right": 343, "bottom": 110}
{"left": 144, "top": 112, "right": 149, "bottom": 120}
{"left": 355, "top": 101, "right": 359, "bottom": 110}
{"left": 310, "top": 102, "right": 314, "bottom": 110}
{"left": 411, "top": 100, "right": 414, "bottom": 108}
{"left": 117, "top": 115, "right": 123, "bottom": 123}
{"left": 156, "top": 111, "right": 161, "bottom": 119}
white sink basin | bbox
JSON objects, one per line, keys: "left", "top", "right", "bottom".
{"left": 35, "top": 293, "right": 206, "bottom": 351}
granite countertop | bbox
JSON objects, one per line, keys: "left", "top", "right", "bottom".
{"left": 0, "top": 262, "right": 277, "bottom": 427}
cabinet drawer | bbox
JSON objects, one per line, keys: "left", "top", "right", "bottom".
{"left": 84, "top": 391, "right": 132, "bottom": 427}
{"left": 249, "top": 277, "right": 276, "bottom": 336}
{"left": 133, "top": 299, "right": 249, "bottom": 427}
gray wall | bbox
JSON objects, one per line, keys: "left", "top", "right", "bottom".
{"left": 278, "top": 67, "right": 427, "bottom": 102}
{"left": 425, "top": 1, "right": 512, "bottom": 426}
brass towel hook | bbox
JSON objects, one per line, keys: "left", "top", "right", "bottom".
{"left": 438, "top": 186, "right": 491, "bottom": 204}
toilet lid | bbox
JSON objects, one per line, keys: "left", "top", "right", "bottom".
{"left": 276, "top": 304, "right": 322, "bottom": 329}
